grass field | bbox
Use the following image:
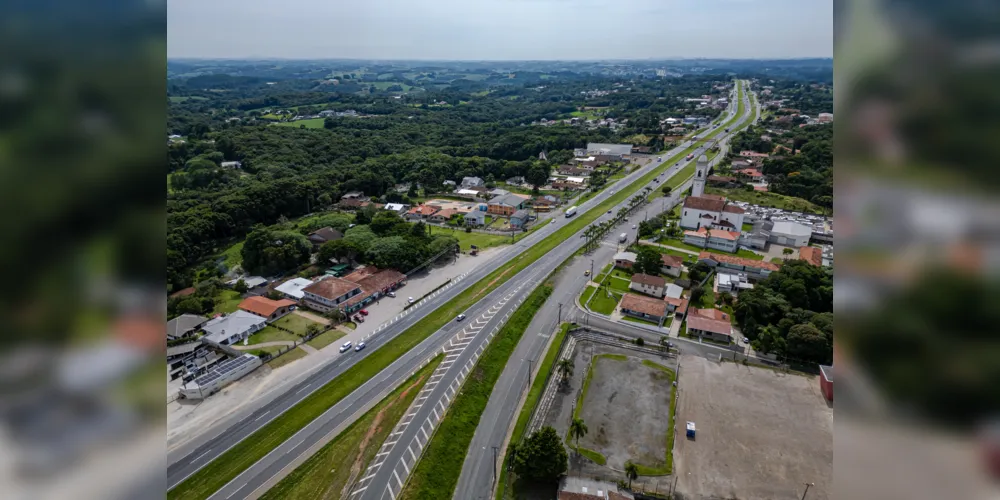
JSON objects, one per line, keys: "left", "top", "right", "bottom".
{"left": 169, "top": 96, "right": 208, "bottom": 103}
{"left": 705, "top": 186, "right": 830, "bottom": 215}
{"left": 580, "top": 286, "right": 598, "bottom": 307}
{"left": 220, "top": 240, "right": 244, "bottom": 268}
{"left": 260, "top": 356, "right": 441, "bottom": 500}
{"left": 398, "top": 285, "right": 553, "bottom": 500}
{"left": 439, "top": 229, "right": 512, "bottom": 252}
{"left": 606, "top": 276, "right": 631, "bottom": 294}
{"left": 271, "top": 314, "right": 321, "bottom": 336}
{"left": 247, "top": 327, "right": 299, "bottom": 346}
{"left": 742, "top": 222, "right": 753, "bottom": 232}
{"left": 169, "top": 92, "right": 753, "bottom": 500}
{"left": 622, "top": 315, "right": 660, "bottom": 326}
{"left": 639, "top": 245, "right": 697, "bottom": 264}
{"left": 268, "top": 347, "right": 310, "bottom": 369}
{"left": 657, "top": 237, "right": 708, "bottom": 254}
{"left": 274, "top": 118, "right": 326, "bottom": 129}
{"left": 213, "top": 290, "right": 243, "bottom": 314}
{"left": 588, "top": 288, "right": 620, "bottom": 315}
{"left": 305, "top": 329, "right": 347, "bottom": 350}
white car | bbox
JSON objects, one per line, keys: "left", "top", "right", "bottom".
{"left": 408, "top": 297, "right": 414, "bottom": 303}
{"left": 387, "top": 291, "right": 396, "bottom": 298}
{"left": 632, "top": 224, "right": 637, "bottom": 229}
{"left": 355, "top": 342, "right": 367, "bottom": 352}
{"left": 339, "top": 341, "right": 353, "bottom": 353}
{"left": 456, "top": 314, "right": 466, "bottom": 322}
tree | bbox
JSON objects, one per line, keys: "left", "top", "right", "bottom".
{"left": 526, "top": 163, "right": 550, "bottom": 189}
{"left": 691, "top": 285, "right": 706, "bottom": 305}
{"left": 661, "top": 185, "right": 672, "bottom": 194}
{"left": 370, "top": 211, "right": 404, "bottom": 235}
{"left": 569, "top": 418, "right": 588, "bottom": 453}
{"left": 305, "top": 323, "right": 321, "bottom": 338}
{"left": 513, "top": 426, "right": 568, "bottom": 482}
{"left": 782, "top": 247, "right": 795, "bottom": 257}
{"left": 688, "top": 262, "right": 711, "bottom": 283}
{"left": 635, "top": 337, "right": 645, "bottom": 347}
{"left": 241, "top": 228, "right": 312, "bottom": 276}
{"left": 233, "top": 279, "right": 248, "bottom": 294}
{"left": 786, "top": 323, "right": 831, "bottom": 363}
{"left": 557, "top": 358, "right": 574, "bottom": 383}
{"left": 624, "top": 460, "right": 639, "bottom": 489}
{"left": 634, "top": 246, "right": 662, "bottom": 276}
{"left": 318, "top": 239, "right": 354, "bottom": 264}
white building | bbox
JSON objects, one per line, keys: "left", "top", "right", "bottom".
{"left": 680, "top": 195, "right": 746, "bottom": 232}
{"left": 179, "top": 354, "right": 262, "bottom": 400}
{"left": 683, "top": 227, "right": 740, "bottom": 253}
{"left": 692, "top": 155, "right": 708, "bottom": 197}
{"left": 716, "top": 272, "right": 754, "bottom": 296}
{"left": 769, "top": 220, "right": 813, "bottom": 247}
{"left": 384, "top": 203, "right": 408, "bottom": 213}
{"left": 275, "top": 277, "right": 314, "bottom": 300}
{"left": 201, "top": 310, "right": 267, "bottom": 345}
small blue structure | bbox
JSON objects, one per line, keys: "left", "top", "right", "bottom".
{"left": 686, "top": 421, "right": 696, "bottom": 439}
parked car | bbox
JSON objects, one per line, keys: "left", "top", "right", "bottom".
{"left": 456, "top": 314, "right": 466, "bottom": 322}
{"left": 355, "top": 342, "right": 366, "bottom": 352}
{"left": 632, "top": 224, "right": 637, "bottom": 229}
{"left": 388, "top": 291, "right": 396, "bottom": 298}
{"left": 584, "top": 270, "right": 591, "bottom": 276}
{"left": 743, "top": 337, "right": 750, "bottom": 344}
{"left": 359, "top": 309, "right": 369, "bottom": 316}
{"left": 339, "top": 341, "right": 353, "bottom": 353}
{"left": 607, "top": 209, "right": 612, "bottom": 214}
{"left": 408, "top": 297, "right": 414, "bottom": 303}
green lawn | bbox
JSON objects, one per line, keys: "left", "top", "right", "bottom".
{"left": 213, "top": 290, "right": 243, "bottom": 314}
{"left": 609, "top": 268, "right": 632, "bottom": 280}
{"left": 169, "top": 96, "right": 208, "bottom": 103}
{"left": 497, "top": 323, "right": 571, "bottom": 500}
{"left": 268, "top": 346, "right": 309, "bottom": 369}
{"left": 271, "top": 314, "right": 321, "bottom": 336}
{"left": 595, "top": 263, "right": 613, "bottom": 282}
{"left": 580, "top": 286, "right": 598, "bottom": 307}
{"left": 657, "top": 237, "right": 707, "bottom": 254}
{"left": 741, "top": 222, "right": 753, "bottom": 232}
{"left": 170, "top": 94, "right": 754, "bottom": 500}
{"left": 735, "top": 248, "right": 764, "bottom": 260}
{"left": 705, "top": 186, "right": 829, "bottom": 215}
{"left": 588, "top": 288, "right": 620, "bottom": 315}
{"left": 577, "top": 447, "right": 608, "bottom": 466}
{"left": 606, "top": 276, "right": 632, "bottom": 294}
{"left": 247, "top": 327, "right": 299, "bottom": 345}
{"left": 343, "top": 321, "right": 357, "bottom": 330}
{"left": 370, "top": 81, "right": 414, "bottom": 91}
{"left": 434, "top": 228, "right": 511, "bottom": 252}
{"left": 641, "top": 245, "right": 698, "bottom": 264}
{"left": 260, "top": 356, "right": 441, "bottom": 500}
{"left": 220, "top": 240, "right": 244, "bottom": 268}
{"left": 305, "top": 329, "right": 346, "bottom": 350}
{"left": 633, "top": 360, "right": 677, "bottom": 475}
{"left": 694, "top": 285, "right": 716, "bottom": 309}
{"left": 274, "top": 118, "right": 326, "bottom": 129}
{"left": 622, "top": 315, "right": 661, "bottom": 327}
{"left": 398, "top": 286, "right": 552, "bottom": 500}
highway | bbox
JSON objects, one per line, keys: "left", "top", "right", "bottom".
{"left": 451, "top": 81, "right": 757, "bottom": 500}
{"left": 168, "top": 81, "right": 752, "bottom": 500}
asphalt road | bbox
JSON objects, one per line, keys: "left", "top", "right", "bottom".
{"left": 450, "top": 82, "right": 757, "bottom": 500}
{"left": 167, "top": 92, "right": 740, "bottom": 498}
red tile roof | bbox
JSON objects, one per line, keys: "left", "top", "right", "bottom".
{"left": 686, "top": 227, "right": 740, "bottom": 241}
{"left": 799, "top": 246, "right": 823, "bottom": 266}
{"left": 620, "top": 293, "right": 668, "bottom": 318}
{"left": 691, "top": 307, "right": 730, "bottom": 321}
{"left": 665, "top": 296, "right": 689, "bottom": 311}
{"left": 631, "top": 273, "right": 666, "bottom": 288}
{"left": 239, "top": 296, "right": 297, "bottom": 318}
{"left": 660, "top": 254, "right": 684, "bottom": 268}
{"left": 698, "top": 251, "right": 781, "bottom": 271}
{"left": 170, "top": 287, "right": 196, "bottom": 298}
{"left": 735, "top": 168, "right": 763, "bottom": 178}
{"left": 434, "top": 208, "right": 459, "bottom": 219}
{"left": 722, "top": 204, "right": 745, "bottom": 214}
{"left": 303, "top": 277, "right": 361, "bottom": 300}
{"left": 683, "top": 196, "right": 726, "bottom": 212}
{"left": 687, "top": 308, "right": 733, "bottom": 336}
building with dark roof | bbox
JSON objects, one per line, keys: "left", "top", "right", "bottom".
{"left": 308, "top": 227, "right": 344, "bottom": 247}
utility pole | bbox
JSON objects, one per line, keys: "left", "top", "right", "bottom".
{"left": 590, "top": 259, "right": 594, "bottom": 278}
{"left": 492, "top": 446, "right": 499, "bottom": 486}
{"left": 801, "top": 482, "right": 814, "bottom": 500}
{"left": 558, "top": 303, "right": 563, "bottom": 324}
{"left": 528, "top": 359, "right": 533, "bottom": 385}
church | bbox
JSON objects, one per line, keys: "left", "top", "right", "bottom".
{"left": 679, "top": 155, "right": 746, "bottom": 231}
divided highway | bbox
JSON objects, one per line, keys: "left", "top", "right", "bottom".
{"left": 168, "top": 81, "right": 752, "bottom": 500}
{"left": 452, "top": 82, "right": 758, "bottom": 500}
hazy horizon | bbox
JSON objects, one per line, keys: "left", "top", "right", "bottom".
{"left": 168, "top": 0, "right": 832, "bottom": 60}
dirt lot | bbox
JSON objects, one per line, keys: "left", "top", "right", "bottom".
{"left": 577, "top": 355, "right": 674, "bottom": 470}
{"left": 674, "top": 355, "right": 832, "bottom": 500}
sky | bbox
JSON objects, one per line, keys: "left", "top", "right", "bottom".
{"left": 168, "top": 0, "right": 832, "bottom": 60}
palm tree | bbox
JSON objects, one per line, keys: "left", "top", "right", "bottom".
{"left": 569, "top": 417, "right": 588, "bottom": 453}
{"left": 557, "top": 358, "right": 574, "bottom": 382}
{"left": 624, "top": 460, "right": 639, "bottom": 489}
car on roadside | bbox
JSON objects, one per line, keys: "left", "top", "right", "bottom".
{"left": 387, "top": 291, "right": 396, "bottom": 298}
{"left": 743, "top": 337, "right": 750, "bottom": 344}
{"left": 607, "top": 209, "right": 612, "bottom": 214}
{"left": 339, "top": 341, "right": 353, "bottom": 353}
{"left": 584, "top": 269, "right": 591, "bottom": 276}
{"left": 355, "top": 342, "right": 366, "bottom": 352}
{"left": 456, "top": 314, "right": 466, "bottom": 322}
{"left": 359, "top": 309, "right": 369, "bottom": 316}
{"left": 632, "top": 224, "right": 637, "bottom": 229}
{"left": 408, "top": 297, "right": 414, "bottom": 303}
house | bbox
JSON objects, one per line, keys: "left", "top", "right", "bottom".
{"left": 798, "top": 246, "right": 823, "bottom": 266}
{"left": 487, "top": 193, "right": 531, "bottom": 216}
{"left": 586, "top": 143, "right": 633, "bottom": 161}
{"left": 571, "top": 156, "right": 601, "bottom": 169}
{"left": 698, "top": 251, "right": 781, "bottom": 280}
{"left": 619, "top": 293, "right": 668, "bottom": 326}
{"left": 318, "top": 110, "right": 336, "bottom": 117}
{"left": 659, "top": 254, "right": 684, "bottom": 278}
{"left": 739, "top": 220, "right": 773, "bottom": 249}
{"left": 629, "top": 273, "right": 666, "bottom": 298}
{"left": 454, "top": 188, "right": 483, "bottom": 199}
{"left": 557, "top": 476, "right": 634, "bottom": 500}
{"left": 730, "top": 159, "right": 751, "bottom": 170}
{"left": 274, "top": 277, "right": 314, "bottom": 300}
{"left": 707, "top": 175, "right": 739, "bottom": 188}
{"left": 463, "top": 211, "right": 487, "bottom": 227}
{"left": 226, "top": 276, "right": 268, "bottom": 289}
{"left": 443, "top": 180, "right": 457, "bottom": 188}
{"left": 664, "top": 296, "right": 689, "bottom": 314}
{"left": 341, "top": 191, "right": 366, "bottom": 201}
{"left": 680, "top": 196, "right": 746, "bottom": 231}
{"left": 664, "top": 283, "right": 684, "bottom": 300}
{"left": 167, "top": 340, "right": 223, "bottom": 382}
{"left": 488, "top": 188, "right": 510, "bottom": 197}
{"left": 238, "top": 296, "right": 297, "bottom": 321}
{"left": 565, "top": 176, "right": 587, "bottom": 185}
{"left": 384, "top": 203, "right": 408, "bottom": 214}
{"left": 558, "top": 166, "right": 590, "bottom": 176}
{"left": 221, "top": 161, "right": 242, "bottom": 169}
{"left": 510, "top": 209, "right": 530, "bottom": 229}
{"left": 734, "top": 168, "right": 764, "bottom": 181}
{"left": 613, "top": 252, "right": 637, "bottom": 269}
{"left": 301, "top": 267, "right": 406, "bottom": 314}
{"left": 683, "top": 227, "right": 741, "bottom": 253}
{"left": 739, "top": 151, "right": 770, "bottom": 159}
{"left": 532, "top": 196, "right": 558, "bottom": 212}
{"left": 506, "top": 176, "right": 526, "bottom": 186}
{"left": 405, "top": 204, "right": 440, "bottom": 220}
{"left": 716, "top": 272, "right": 754, "bottom": 296}
{"left": 551, "top": 181, "right": 585, "bottom": 191}
{"left": 770, "top": 221, "right": 813, "bottom": 247}
{"left": 818, "top": 113, "right": 834, "bottom": 123}
{"left": 461, "top": 176, "right": 485, "bottom": 188}
{"left": 429, "top": 208, "right": 458, "bottom": 223}
{"left": 686, "top": 308, "right": 733, "bottom": 343}
{"left": 201, "top": 310, "right": 267, "bottom": 345}
{"left": 167, "top": 314, "right": 207, "bottom": 341}
{"left": 340, "top": 198, "right": 372, "bottom": 209}
{"left": 308, "top": 227, "right": 344, "bottom": 247}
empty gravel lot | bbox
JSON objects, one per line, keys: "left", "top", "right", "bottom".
{"left": 674, "top": 355, "right": 832, "bottom": 500}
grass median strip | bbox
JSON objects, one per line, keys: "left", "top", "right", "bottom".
{"left": 398, "top": 284, "right": 554, "bottom": 500}
{"left": 259, "top": 355, "right": 442, "bottom": 500}
{"left": 170, "top": 88, "right": 752, "bottom": 500}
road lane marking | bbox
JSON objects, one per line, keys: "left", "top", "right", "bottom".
{"left": 193, "top": 450, "right": 213, "bottom": 463}
{"left": 253, "top": 411, "right": 270, "bottom": 422}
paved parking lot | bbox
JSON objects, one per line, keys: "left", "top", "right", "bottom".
{"left": 673, "top": 355, "right": 832, "bottom": 500}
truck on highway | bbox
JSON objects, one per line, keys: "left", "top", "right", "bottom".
{"left": 565, "top": 206, "right": 578, "bottom": 218}
{"left": 619, "top": 233, "right": 627, "bottom": 243}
